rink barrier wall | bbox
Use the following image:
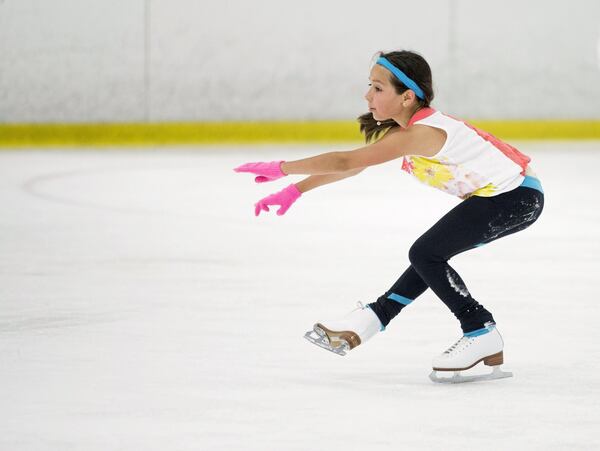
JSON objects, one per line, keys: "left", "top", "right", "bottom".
{"left": 0, "top": 120, "right": 599, "bottom": 147}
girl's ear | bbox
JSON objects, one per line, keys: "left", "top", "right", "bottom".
{"left": 403, "top": 90, "right": 417, "bottom": 105}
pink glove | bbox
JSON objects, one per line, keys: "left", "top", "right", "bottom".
{"left": 233, "top": 160, "right": 286, "bottom": 183}
{"left": 255, "top": 184, "right": 302, "bottom": 216}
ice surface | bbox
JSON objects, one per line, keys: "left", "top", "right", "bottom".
{"left": 0, "top": 142, "right": 599, "bottom": 450}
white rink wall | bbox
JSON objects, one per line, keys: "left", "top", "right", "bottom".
{"left": 1, "top": 0, "right": 600, "bottom": 123}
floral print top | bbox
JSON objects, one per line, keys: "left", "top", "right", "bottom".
{"left": 399, "top": 108, "right": 532, "bottom": 199}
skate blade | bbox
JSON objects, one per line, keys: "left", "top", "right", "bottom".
{"left": 429, "top": 365, "right": 513, "bottom": 384}
{"left": 303, "top": 330, "right": 349, "bottom": 356}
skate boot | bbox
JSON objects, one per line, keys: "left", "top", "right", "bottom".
{"left": 304, "top": 302, "right": 383, "bottom": 356}
{"left": 429, "top": 322, "right": 513, "bottom": 383}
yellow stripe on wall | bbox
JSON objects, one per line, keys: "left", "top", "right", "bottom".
{"left": 0, "top": 120, "right": 599, "bottom": 147}
{"left": 471, "top": 120, "right": 600, "bottom": 141}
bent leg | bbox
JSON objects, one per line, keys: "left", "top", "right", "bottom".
{"left": 370, "top": 187, "right": 544, "bottom": 332}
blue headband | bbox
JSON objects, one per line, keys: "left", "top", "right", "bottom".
{"left": 376, "top": 56, "right": 425, "bottom": 100}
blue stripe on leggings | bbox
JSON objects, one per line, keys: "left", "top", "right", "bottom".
{"left": 464, "top": 326, "right": 493, "bottom": 337}
{"left": 387, "top": 293, "right": 413, "bottom": 305}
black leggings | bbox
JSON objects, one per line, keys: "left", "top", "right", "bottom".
{"left": 369, "top": 186, "right": 544, "bottom": 333}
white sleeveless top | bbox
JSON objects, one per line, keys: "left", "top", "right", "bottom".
{"left": 400, "top": 108, "right": 533, "bottom": 199}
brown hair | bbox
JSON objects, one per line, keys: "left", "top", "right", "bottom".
{"left": 357, "top": 50, "right": 434, "bottom": 143}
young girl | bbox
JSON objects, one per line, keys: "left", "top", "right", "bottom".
{"left": 234, "top": 50, "right": 544, "bottom": 383}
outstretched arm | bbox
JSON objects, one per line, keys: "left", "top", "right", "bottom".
{"left": 234, "top": 125, "right": 444, "bottom": 181}
{"left": 234, "top": 125, "right": 445, "bottom": 217}
{"left": 280, "top": 125, "right": 446, "bottom": 175}
{"left": 280, "top": 127, "right": 414, "bottom": 175}
{"left": 296, "top": 167, "right": 365, "bottom": 193}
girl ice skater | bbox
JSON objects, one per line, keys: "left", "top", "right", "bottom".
{"left": 234, "top": 50, "right": 544, "bottom": 383}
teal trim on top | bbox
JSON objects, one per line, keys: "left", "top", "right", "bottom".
{"left": 520, "top": 175, "right": 544, "bottom": 193}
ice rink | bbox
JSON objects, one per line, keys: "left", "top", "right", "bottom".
{"left": 1, "top": 142, "right": 599, "bottom": 450}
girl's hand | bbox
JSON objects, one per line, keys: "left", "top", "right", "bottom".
{"left": 233, "top": 160, "right": 286, "bottom": 183}
{"left": 254, "top": 184, "right": 301, "bottom": 216}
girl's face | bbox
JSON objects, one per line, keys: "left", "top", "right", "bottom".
{"left": 364, "top": 64, "right": 410, "bottom": 121}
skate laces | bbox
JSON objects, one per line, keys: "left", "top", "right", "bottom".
{"left": 444, "top": 336, "right": 473, "bottom": 355}
{"left": 339, "top": 302, "right": 366, "bottom": 320}
{"left": 346, "top": 302, "right": 365, "bottom": 314}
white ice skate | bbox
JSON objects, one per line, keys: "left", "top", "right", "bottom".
{"left": 429, "top": 323, "right": 513, "bottom": 383}
{"left": 304, "top": 302, "right": 383, "bottom": 356}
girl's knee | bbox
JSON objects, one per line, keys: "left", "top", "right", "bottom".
{"left": 408, "top": 240, "right": 431, "bottom": 268}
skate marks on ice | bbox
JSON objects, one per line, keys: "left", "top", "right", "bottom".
{"left": 2, "top": 145, "right": 599, "bottom": 450}
{"left": 20, "top": 165, "right": 210, "bottom": 220}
